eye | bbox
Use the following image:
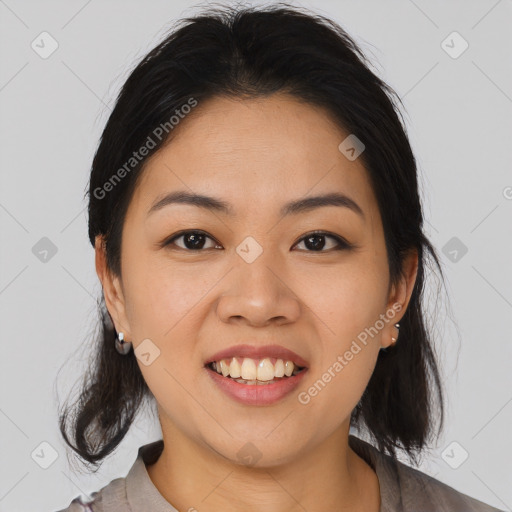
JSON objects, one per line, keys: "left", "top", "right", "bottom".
{"left": 162, "top": 229, "right": 352, "bottom": 252}
{"left": 163, "top": 230, "right": 221, "bottom": 251}
{"left": 292, "top": 231, "right": 351, "bottom": 252}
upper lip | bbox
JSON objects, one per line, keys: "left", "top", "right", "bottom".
{"left": 205, "top": 344, "right": 309, "bottom": 368}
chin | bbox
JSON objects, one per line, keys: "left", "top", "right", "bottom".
{"left": 202, "top": 430, "right": 306, "bottom": 469}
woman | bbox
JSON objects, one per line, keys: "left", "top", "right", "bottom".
{"left": 56, "top": 3, "right": 504, "bottom": 511}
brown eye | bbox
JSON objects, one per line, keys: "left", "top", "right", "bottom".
{"left": 164, "top": 230, "right": 220, "bottom": 251}
{"left": 293, "top": 231, "right": 351, "bottom": 252}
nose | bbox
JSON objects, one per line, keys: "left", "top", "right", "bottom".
{"left": 215, "top": 255, "right": 301, "bottom": 328}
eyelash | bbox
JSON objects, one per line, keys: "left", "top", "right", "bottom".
{"left": 162, "top": 229, "right": 353, "bottom": 252}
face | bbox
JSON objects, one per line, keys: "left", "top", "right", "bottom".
{"left": 97, "top": 93, "right": 417, "bottom": 467}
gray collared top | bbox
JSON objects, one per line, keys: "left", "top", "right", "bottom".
{"left": 56, "top": 435, "right": 506, "bottom": 512}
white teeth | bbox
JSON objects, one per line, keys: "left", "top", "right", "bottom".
{"left": 234, "top": 378, "right": 273, "bottom": 385}
{"left": 274, "top": 359, "right": 285, "bottom": 377}
{"left": 210, "top": 357, "right": 302, "bottom": 381}
{"left": 241, "top": 358, "right": 257, "bottom": 380}
{"left": 219, "top": 360, "right": 230, "bottom": 377}
{"left": 256, "top": 358, "right": 275, "bottom": 381}
{"left": 229, "top": 357, "right": 241, "bottom": 378}
{"left": 239, "top": 379, "right": 257, "bottom": 385}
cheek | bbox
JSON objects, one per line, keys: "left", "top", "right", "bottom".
{"left": 297, "top": 270, "right": 382, "bottom": 433}
{"left": 124, "top": 259, "right": 213, "bottom": 426}
{"left": 123, "top": 256, "right": 216, "bottom": 403}
{"left": 305, "top": 349, "right": 376, "bottom": 430}
{"left": 296, "top": 252, "right": 386, "bottom": 415}
{"left": 298, "top": 255, "right": 387, "bottom": 339}
{"left": 302, "top": 253, "right": 388, "bottom": 416}
{"left": 123, "top": 252, "right": 213, "bottom": 340}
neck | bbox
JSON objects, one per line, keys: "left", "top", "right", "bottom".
{"left": 146, "top": 418, "right": 381, "bottom": 512}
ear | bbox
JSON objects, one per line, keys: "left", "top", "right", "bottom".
{"left": 95, "top": 235, "right": 132, "bottom": 341}
{"left": 381, "top": 248, "right": 418, "bottom": 349}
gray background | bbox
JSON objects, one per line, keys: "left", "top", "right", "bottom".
{"left": 0, "top": 0, "right": 511, "bottom": 511}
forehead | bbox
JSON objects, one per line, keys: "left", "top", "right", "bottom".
{"left": 130, "top": 93, "right": 377, "bottom": 222}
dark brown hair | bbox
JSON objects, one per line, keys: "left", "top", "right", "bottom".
{"left": 58, "top": 2, "right": 446, "bottom": 471}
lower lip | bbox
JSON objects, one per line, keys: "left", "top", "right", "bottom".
{"left": 205, "top": 366, "right": 308, "bottom": 406}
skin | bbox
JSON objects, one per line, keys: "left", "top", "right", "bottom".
{"left": 96, "top": 93, "right": 418, "bottom": 512}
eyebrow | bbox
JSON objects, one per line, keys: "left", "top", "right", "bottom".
{"left": 147, "top": 190, "right": 365, "bottom": 220}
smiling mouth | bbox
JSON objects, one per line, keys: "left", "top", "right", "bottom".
{"left": 205, "top": 357, "right": 307, "bottom": 385}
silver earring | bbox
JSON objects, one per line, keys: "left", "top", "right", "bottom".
{"left": 115, "top": 332, "right": 133, "bottom": 355}
{"left": 381, "top": 323, "right": 400, "bottom": 352}
{"left": 390, "top": 322, "right": 400, "bottom": 345}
